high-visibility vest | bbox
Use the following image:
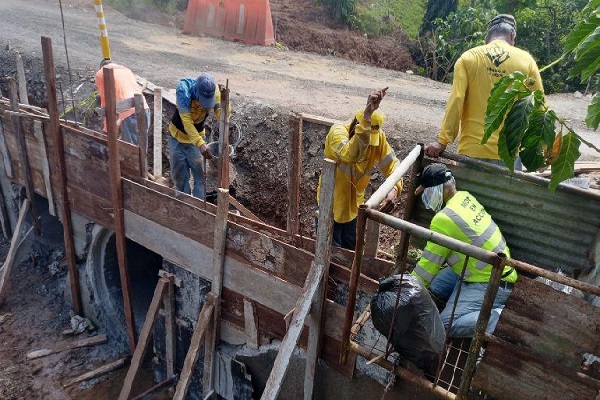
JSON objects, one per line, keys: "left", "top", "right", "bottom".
{"left": 412, "top": 191, "right": 517, "bottom": 286}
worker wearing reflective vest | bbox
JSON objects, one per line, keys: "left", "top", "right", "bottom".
{"left": 317, "top": 88, "right": 402, "bottom": 250}
{"left": 169, "top": 72, "right": 229, "bottom": 199}
{"left": 412, "top": 163, "right": 518, "bottom": 338}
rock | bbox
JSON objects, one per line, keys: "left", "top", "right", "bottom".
{"left": 406, "top": 70, "right": 414, "bottom": 75}
{"left": 574, "top": 91, "right": 583, "bottom": 98}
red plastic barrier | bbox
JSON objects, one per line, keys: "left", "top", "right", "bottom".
{"left": 183, "top": 0, "right": 275, "bottom": 46}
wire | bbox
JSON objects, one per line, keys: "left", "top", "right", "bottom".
{"left": 58, "top": 0, "right": 78, "bottom": 124}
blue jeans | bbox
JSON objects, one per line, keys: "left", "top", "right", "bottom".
{"left": 120, "top": 109, "right": 151, "bottom": 150}
{"left": 168, "top": 135, "right": 205, "bottom": 199}
{"left": 430, "top": 268, "right": 512, "bottom": 338}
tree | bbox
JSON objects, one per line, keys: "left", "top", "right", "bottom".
{"left": 483, "top": 0, "right": 600, "bottom": 191}
{"left": 420, "top": 0, "right": 459, "bottom": 35}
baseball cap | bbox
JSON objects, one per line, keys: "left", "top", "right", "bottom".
{"left": 354, "top": 109, "right": 384, "bottom": 146}
{"left": 194, "top": 72, "right": 217, "bottom": 109}
{"left": 415, "top": 163, "right": 453, "bottom": 195}
{"left": 488, "top": 14, "right": 516, "bottom": 31}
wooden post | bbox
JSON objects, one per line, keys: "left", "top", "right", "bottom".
{"left": 173, "top": 294, "right": 216, "bottom": 400}
{"left": 33, "top": 121, "right": 56, "bottom": 216}
{"left": 0, "top": 119, "right": 14, "bottom": 178}
{"left": 7, "top": 77, "right": 40, "bottom": 235}
{"left": 118, "top": 277, "right": 169, "bottom": 400}
{"left": 0, "top": 199, "right": 30, "bottom": 305}
{"left": 104, "top": 66, "right": 136, "bottom": 353}
{"left": 202, "top": 188, "right": 229, "bottom": 395}
{"left": 153, "top": 88, "right": 162, "bottom": 177}
{"left": 243, "top": 298, "right": 259, "bottom": 349}
{"left": 134, "top": 93, "right": 147, "bottom": 179}
{"left": 304, "top": 159, "right": 335, "bottom": 400}
{"left": 286, "top": 114, "right": 302, "bottom": 237}
{"left": 41, "top": 37, "right": 82, "bottom": 315}
{"left": 217, "top": 82, "right": 230, "bottom": 189}
{"left": 15, "top": 52, "right": 28, "bottom": 106}
{"left": 163, "top": 271, "right": 176, "bottom": 378}
{"left": 363, "top": 219, "right": 380, "bottom": 259}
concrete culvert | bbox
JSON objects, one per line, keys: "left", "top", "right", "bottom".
{"left": 82, "top": 225, "right": 163, "bottom": 351}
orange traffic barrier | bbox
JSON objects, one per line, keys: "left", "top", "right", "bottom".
{"left": 183, "top": 0, "right": 275, "bottom": 46}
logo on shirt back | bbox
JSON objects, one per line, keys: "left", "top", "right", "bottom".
{"left": 485, "top": 44, "right": 511, "bottom": 67}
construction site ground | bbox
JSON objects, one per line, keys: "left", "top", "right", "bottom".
{"left": 0, "top": 0, "right": 599, "bottom": 398}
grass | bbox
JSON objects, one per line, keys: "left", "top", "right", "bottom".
{"left": 354, "top": 0, "right": 427, "bottom": 38}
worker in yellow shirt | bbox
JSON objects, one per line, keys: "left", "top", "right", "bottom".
{"left": 425, "top": 14, "right": 544, "bottom": 169}
{"left": 169, "top": 72, "right": 226, "bottom": 199}
{"left": 317, "top": 88, "right": 402, "bottom": 250}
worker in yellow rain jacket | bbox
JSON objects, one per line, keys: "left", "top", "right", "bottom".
{"left": 169, "top": 72, "right": 229, "bottom": 199}
{"left": 317, "top": 88, "right": 402, "bottom": 250}
{"left": 412, "top": 163, "right": 518, "bottom": 338}
{"left": 425, "top": 14, "right": 544, "bottom": 170}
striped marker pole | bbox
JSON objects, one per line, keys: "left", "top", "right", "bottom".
{"left": 94, "top": 0, "right": 111, "bottom": 60}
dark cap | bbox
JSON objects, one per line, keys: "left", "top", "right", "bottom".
{"left": 420, "top": 163, "right": 453, "bottom": 188}
{"left": 488, "top": 14, "right": 516, "bottom": 31}
{"left": 194, "top": 72, "right": 217, "bottom": 109}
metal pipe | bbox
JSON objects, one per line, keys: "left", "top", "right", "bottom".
{"left": 457, "top": 253, "right": 507, "bottom": 399}
{"left": 439, "top": 151, "right": 600, "bottom": 201}
{"left": 340, "top": 205, "right": 368, "bottom": 364}
{"left": 367, "top": 209, "right": 499, "bottom": 266}
{"left": 506, "top": 258, "right": 600, "bottom": 297}
{"left": 348, "top": 342, "right": 456, "bottom": 400}
{"left": 365, "top": 144, "right": 422, "bottom": 208}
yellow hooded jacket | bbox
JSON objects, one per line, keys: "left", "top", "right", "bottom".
{"left": 317, "top": 110, "right": 402, "bottom": 224}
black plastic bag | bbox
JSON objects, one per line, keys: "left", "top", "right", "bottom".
{"left": 370, "top": 274, "right": 445, "bottom": 378}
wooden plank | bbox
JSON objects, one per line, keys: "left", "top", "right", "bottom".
{"left": 0, "top": 199, "right": 30, "bottom": 305}
{"left": 286, "top": 114, "right": 302, "bottom": 237}
{"left": 0, "top": 119, "right": 14, "bottom": 177}
{"left": 244, "top": 298, "right": 259, "bottom": 349}
{"left": 131, "top": 375, "right": 178, "bottom": 400}
{"left": 134, "top": 94, "right": 147, "bottom": 179}
{"left": 64, "top": 357, "right": 129, "bottom": 387}
{"left": 26, "top": 334, "right": 107, "bottom": 360}
{"left": 118, "top": 277, "right": 168, "bottom": 400}
{"left": 41, "top": 36, "right": 83, "bottom": 315}
{"left": 104, "top": 66, "right": 137, "bottom": 354}
{"left": 298, "top": 113, "right": 340, "bottom": 127}
{"left": 162, "top": 273, "right": 176, "bottom": 377}
{"left": 152, "top": 88, "right": 162, "bottom": 177}
{"left": 363, "top": 219, "right": 380, "bottom": 258}
{"left": 304, "top": 159, "right": 335, "bottom": 400}
{"left": 7, "top": 77, "right": 40, "bottom": 235}
{"left": 203, "top": 188, "right": 229, "bottom": 396}
{"left": 173, "top": 294, "right": 216, "bottom": 400}
{"left": 33, "top": 121, "right": 55, "bottom": 216}
{"left": 15, "top": 52, "right": 28, "bottom": 106}
{"left": 228, "top": 194, "right": 261, "bottom": 222}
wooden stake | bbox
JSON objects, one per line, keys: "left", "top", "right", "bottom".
{"left": 41, "top": 37, "right": 82, "bottom": 316}
{"left": 286, "top": 114, "right": 302, "bottom": 237}
{"left": 7, "top": 77, "right": 40, "bottom": 235}
{"left": 152, "top": 88, "right": 162, "bottom": 177}
{"left": 202, "top": 188, "right": 229, "bottom": 395}
{"left": 134, "top": 93, "right": 147, "bottom": 179}
{"left": 304, "top": 159, "right": 335, "bottom": 400}
{"left": 363, "top": 219, "right": 380, "bottom": 259}
{"left": 0, "top": 199, "right": 30, "bottom": 305}
{"left": 118, "top": 277, "right": 169, "bottom": 400}
{"left": 163, "top": 271, "right": 176, "bottom": 377}
{"left": 173, "top": 294, "right": 216, "bottom": 400}
{"left": 228, "top": 194, "right": 261, "bottom": 222}
{"left": 244, "top": 298, "right": 259, "bottom": 349}
{"left": 63, "top": 357, "right": 129, "bottom": 387}
{"left": 15, "top": 52, "right": 28, "bottom": 106}
{"left": 217, "top": 82, "right": 230, "bottom": 189}
{"left": 104, "top": 66, "right": 137, "bottom": 353}
{"left": 0, "top": 118, "right": 14, "bottom": 178}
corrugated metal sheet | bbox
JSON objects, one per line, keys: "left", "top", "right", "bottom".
{"left": 471, "top": 277, "right": 600, "bottom": 399}
{"left": 412, "top": 161, "right": 600, "bottom": 276}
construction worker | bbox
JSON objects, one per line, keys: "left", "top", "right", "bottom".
{"left": 317, "top": 88, "right": 402, "bottom": 250}
{"left": 412, "top": 163, "right": 518, "bottom": 338}
{"left": 94, "top": 59, "right": 151, "bottom": 146}
{"left": 168, "top": 72, "right": 227, "bottom": 199}
{"left": 425, "top": 14, "right": 544, "bottom": 170}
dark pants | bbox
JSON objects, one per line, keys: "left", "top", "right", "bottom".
{"left": 315, "top": 216, "right": 357, "bottom": 250}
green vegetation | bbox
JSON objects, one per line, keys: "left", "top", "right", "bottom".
{"left": 105, "top": 0, "right": 188, "bottom": 15}
{"left": 353, "top": 0, "right": 427, "bottom": 38}
{"left": 483, "top": 0, "right": 600, "bottom": 190}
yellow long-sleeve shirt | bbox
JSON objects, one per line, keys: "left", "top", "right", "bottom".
{"left": 439, "top": 40, "right": 544, "bottom": 159}
{"left": 318, "top": 118, "right": 402, "bottom": 224}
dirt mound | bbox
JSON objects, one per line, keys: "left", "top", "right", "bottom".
{"left": 271, "top": 0, "right": 416, "bottom": 72}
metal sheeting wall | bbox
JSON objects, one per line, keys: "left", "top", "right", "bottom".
{"left": 412, "top": 161, "right": 600, "bottom": 276}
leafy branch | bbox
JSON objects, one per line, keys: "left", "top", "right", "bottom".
{"left": 483, "top": 0, "right": 600, "bottom": 192}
